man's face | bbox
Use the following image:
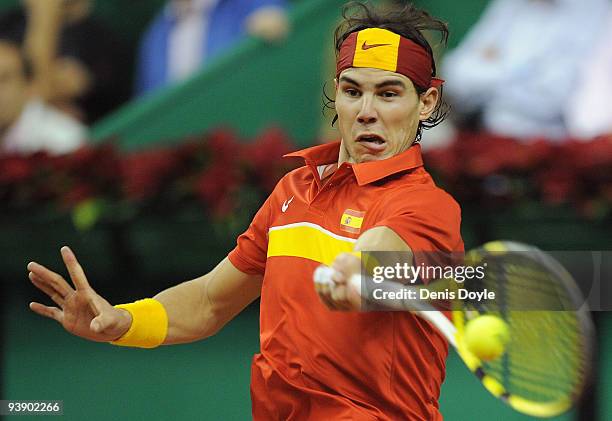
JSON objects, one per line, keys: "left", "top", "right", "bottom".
{"left": 335, "top": 67, "right": 436, "bottom": 164}
{"left": 0, "top": 42, "right": 29, "bottom": 130}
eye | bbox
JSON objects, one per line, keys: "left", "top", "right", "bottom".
{"left": 380, "top": 91, "right": 398, "bottom": 98}
{"left": 344, "top": 88, "right": 361, "bottom": 98}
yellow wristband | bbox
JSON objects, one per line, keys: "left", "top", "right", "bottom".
{"left": 111, "top": 298, "right": 168, "bottom": 349}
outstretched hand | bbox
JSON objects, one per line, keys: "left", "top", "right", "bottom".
{"left": 28, "top": 246, "right": 131, "bottom": 342}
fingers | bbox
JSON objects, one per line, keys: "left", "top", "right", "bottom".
{"left": 329, "top": 284, "right": 353, "bottom": 311}
{"left": 60, "top": 246, "right": 91, "bottom": 290}
{"left": 29, "top": 302, "right": 63, "bottom": 323}
{"left": 87, "top": 294, "right": 126, "bottom": 336}
{"left": 27, "top": 246, "right": 90, "bottom": 295}
{"left": 320, "top": 294, "right": 338, "bottom": 310}
{"left": 87, "top": 294, "right": 103, "bottom": 318}
{"left": 27, "top": 261, "right": 73, "bottom": 300}
{"left": 89, "top": 310, "right": 118, "bottom": 334}
{"left": 313, "top": 265, "right": 355, "bottom": 311}
{"left": 345, "top": 275, "right": 363, "bottom": 310}
{"left": 331, "top": 252, "right": 361, "bottom": 281}
{"left": 90, "top": 317, "right": 105, "bottom": 334}
{"left": 314, "top": 279, "right": 335, "bottom": 308}
{"left": 29, "top": 272, "right": 65, "bottom": 307}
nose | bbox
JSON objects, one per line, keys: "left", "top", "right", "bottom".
{"left": 356, "top": 96, "right": 377, "bottom": 125}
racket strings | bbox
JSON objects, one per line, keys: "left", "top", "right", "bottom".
{"left": 461, "top": 253, "right": 589, "bottom": 405}
{"left": 467, "top": 258, "right": 575, "bottom": 311}
{"left": 475, "top": 311, "right": 584, "bottom": 402}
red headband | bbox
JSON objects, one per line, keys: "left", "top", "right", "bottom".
{"left": 336, "top": 28, "right": 443, "bottom": 89}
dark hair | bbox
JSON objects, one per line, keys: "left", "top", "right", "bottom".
{"left": 324, "top": 1, "right": 450, "bottom": 142}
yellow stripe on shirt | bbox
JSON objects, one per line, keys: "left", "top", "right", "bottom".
{"left": 267, "top": 222, "right": 356, "bottom": 265}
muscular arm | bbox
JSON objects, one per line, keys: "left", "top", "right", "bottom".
{"left": 155, "top": 257, "right": 262, "bottom": 344}
{"left": 354, "top": 225, "right": 411, "bottom": 253}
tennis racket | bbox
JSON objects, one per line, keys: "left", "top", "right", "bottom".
{"left": 313, "top": 241, "right": 594, "bottom": 418}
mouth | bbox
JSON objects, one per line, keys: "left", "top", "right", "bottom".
{"left": 356, "top": 134, "right": 386, "bottom": 152}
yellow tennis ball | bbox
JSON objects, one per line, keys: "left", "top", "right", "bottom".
{"left": 464, "top": 315, "right": 509, "bottom": 361}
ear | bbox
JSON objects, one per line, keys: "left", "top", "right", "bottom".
{"left": 419, "top": 87, "right": 439, "bottom": 121}
{"left": 334, "top": 78, "right": 339, "bottom": 90}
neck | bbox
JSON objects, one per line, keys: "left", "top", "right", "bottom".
{"left": 338, "top": 139, "right": 355, "bottom": 165}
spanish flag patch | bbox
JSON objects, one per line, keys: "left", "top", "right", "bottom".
{"left": 340, "top": 209, "right": 365, "bottom": 234}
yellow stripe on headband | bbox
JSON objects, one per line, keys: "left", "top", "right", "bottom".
{"left": 353, "top": 28, "right": 401, "bottom": 72}
{"left": 336, "top": 27, "right": 442, "bottom": 89}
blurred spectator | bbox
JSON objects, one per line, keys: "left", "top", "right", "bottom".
{"left": 566, "top": 8, "right": 612, "bottom": 139}
{"left": 442, "top": 0, "right": 610, "bottom": 141}
{"left": 135, "top": 0, "right": 289, "bottom": 96}
{"left": 0, "top": 0, "right": 132, "bottom": 124}
{"left": 0, "top": 39, "right": 86, "bottom": 155}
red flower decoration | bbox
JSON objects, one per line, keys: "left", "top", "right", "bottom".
{"left": 246, "top": 127, "right": 297, "bottom": 191}
{"left": 0, "top": 155, "right": 34, "bottom": 183}
{"left": 122, "top": 147, "right": 180, "bottom": 201}
{"left": 2, "top": 127, "right": 608, "bottom": 220}
{"left": 195, "top": 162, "right": 243, "bottom": 216}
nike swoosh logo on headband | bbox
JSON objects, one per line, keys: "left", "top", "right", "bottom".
{"left": 361, "top": 41, "right": 391, "bottom": 50}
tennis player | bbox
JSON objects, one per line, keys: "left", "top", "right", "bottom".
{"left": 27, "top": 2, "right": 463, "bottom": 419}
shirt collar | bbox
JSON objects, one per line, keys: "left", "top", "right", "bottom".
{"left": 284, "top": 141, "right": 424, "bottom": 186}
